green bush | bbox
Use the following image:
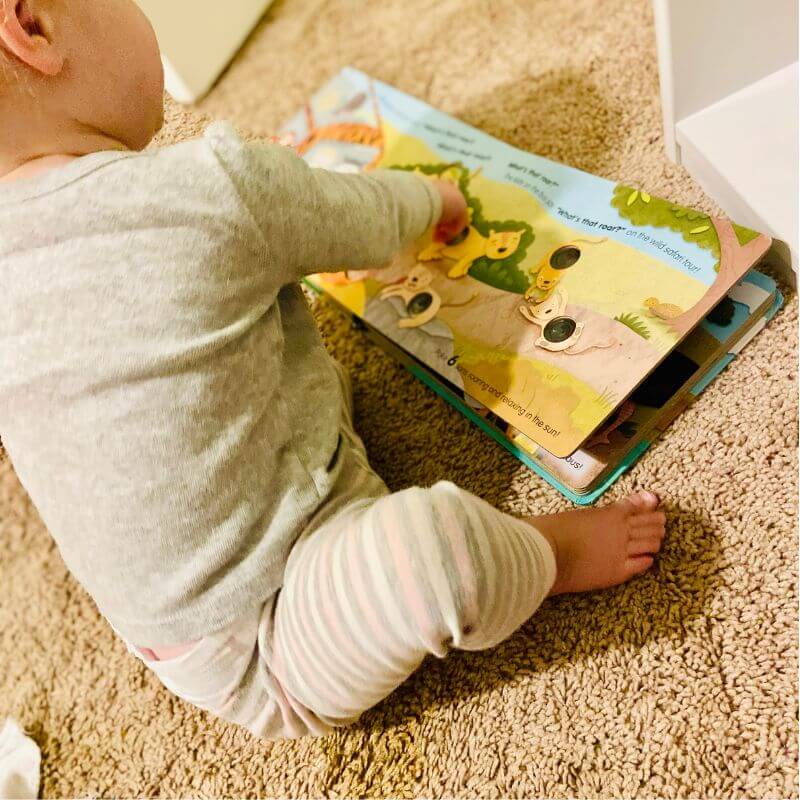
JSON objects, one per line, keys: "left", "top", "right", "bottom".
{"left": 394, "top": 162, "right": 534, "bottom": 294}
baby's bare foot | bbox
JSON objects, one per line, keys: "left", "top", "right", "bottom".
{"left": 528, "top": 491, "right": 666, "bottom": 596}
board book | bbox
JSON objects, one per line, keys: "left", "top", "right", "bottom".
{"left": 278, "top": 67, "right": 782, "bottom": 503}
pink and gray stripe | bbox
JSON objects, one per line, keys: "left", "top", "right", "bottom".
{"left": 126, "top": 479, "right": 556, "bottom": 739}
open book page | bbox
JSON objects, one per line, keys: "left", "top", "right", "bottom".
{"left": 281, "top": 68, "right": 771, "bottom": 457}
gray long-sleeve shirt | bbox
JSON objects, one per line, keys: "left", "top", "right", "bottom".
{"left": 0, "top": 122, "right": 441, "bottom": 645}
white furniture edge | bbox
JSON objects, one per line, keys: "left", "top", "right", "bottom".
{"left": 653, "top": 0, "right": 798, "bottom": 285}
{"left": 136, "top": 0, "right": 274, "bottom": 103}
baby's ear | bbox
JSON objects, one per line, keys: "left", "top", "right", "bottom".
{"left": 0, "top": 0, "right": 63, "bottom": 76}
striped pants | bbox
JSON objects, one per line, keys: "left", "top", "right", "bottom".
{"left": 123, "top": 375, "right": 556, "bottom": 739}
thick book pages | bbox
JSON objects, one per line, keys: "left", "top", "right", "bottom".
{"left": 489, "top": 271, "right": 781, "bottom": 495}
{"left": 338, "top": 271, "right": 781, "bottom": 502}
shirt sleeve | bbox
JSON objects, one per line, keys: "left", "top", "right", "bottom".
{"left": 205, "top": 122, "right": 442, "bottom": 281}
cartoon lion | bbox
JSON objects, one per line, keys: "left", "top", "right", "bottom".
{"left": 419, "top": 227, "right": 525, "bottom": 279}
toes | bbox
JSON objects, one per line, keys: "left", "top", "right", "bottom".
{"left": 632, "top": 524, "right": 666, "bottom": 545}
{"left": 626, "top": 554, "right": 655, "bottom": 577}
{"left": 631, "top": 511, "right": 667, "bottom": 530}
{"left": 625, "top": 490, "right": 660, "bottom": 513}
{"left": 630, "top": 535, "right": 664, "bottom": 556}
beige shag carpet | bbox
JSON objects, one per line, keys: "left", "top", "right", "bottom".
{"left": 1, "top": 0, "right": 797, "bottom": 797}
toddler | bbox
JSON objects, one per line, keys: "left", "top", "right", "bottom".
{"left": 0, "top": 0, "right": 666, "bottom": 738}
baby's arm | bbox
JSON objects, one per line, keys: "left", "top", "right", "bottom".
{"left": 207, "top": 124, "right": 464, "bottom": 282}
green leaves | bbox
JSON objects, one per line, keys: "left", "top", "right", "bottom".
{"left": 627, "top": 189, "right": 650, "bottom": 205}
{"left": 612, "top": 185, "right": 720, "bottom": 260}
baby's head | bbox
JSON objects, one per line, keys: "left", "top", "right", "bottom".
{"left": 0, "top": 0, "right": 164, "bottom": 161}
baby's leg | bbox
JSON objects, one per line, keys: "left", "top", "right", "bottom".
{"left": 266, "top": 483, "right": 665, "bottom": 727}
{"left": 131, "top": 484, "right": 664, "bottom": 738}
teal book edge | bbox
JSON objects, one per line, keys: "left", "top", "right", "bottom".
{"left": 406, "top": 360, "right": 651, "bottom": 505}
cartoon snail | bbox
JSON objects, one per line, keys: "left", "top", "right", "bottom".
{"left": 643, "top": 297, "right": 685, "bottom": 320}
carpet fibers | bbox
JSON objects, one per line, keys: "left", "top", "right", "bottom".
{"left": 1, "top": 0, "right": 797, "bottom": 797}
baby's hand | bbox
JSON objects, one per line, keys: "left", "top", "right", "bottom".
{"left": 430, "top": 179, "right": 469, "bottom": 243}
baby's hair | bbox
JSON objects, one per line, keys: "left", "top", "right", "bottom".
{"left": 0, "top": 0, "right": 62, "bottom": 97}
{"left": 0, "top": 41, "right": 36, "bottom": 102}
{"left": 0, "top": 47, "right": 15, "bottom": 89}
{"left": 1, "top": 52, "right": 24, "bottom": 96}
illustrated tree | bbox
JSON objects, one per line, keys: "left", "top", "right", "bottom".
{"left": 611, "top": 186, "right": 770, "bottom": 337}
{"left": 395, "top": 162, "right": 534, "bottom": 294}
